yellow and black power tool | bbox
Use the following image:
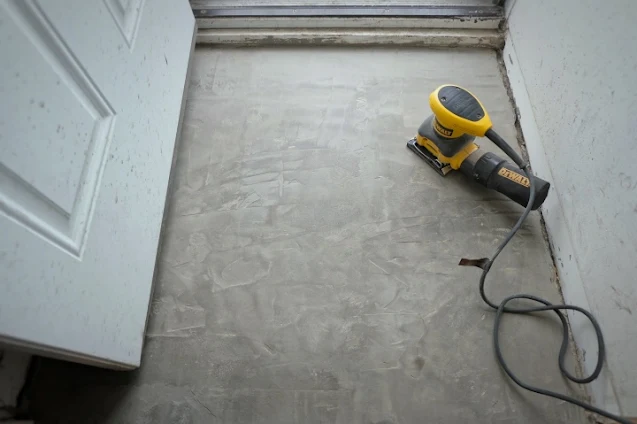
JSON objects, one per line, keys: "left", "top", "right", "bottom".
{"left": 407, "top": 84, "right": 550, "bottom": 209}
{"left": 410, "top": 86, "right": 632, "bottom": 424}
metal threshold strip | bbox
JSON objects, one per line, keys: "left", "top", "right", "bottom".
{"left": 193, "top": 4, "right": 505, "bottom": 49}
{"left": 192, "top": 5, "right": 503, "bottom": 18}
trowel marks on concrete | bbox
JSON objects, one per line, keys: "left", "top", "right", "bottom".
{"left": 31, "top": 47, "right": 585, "bottom": 424}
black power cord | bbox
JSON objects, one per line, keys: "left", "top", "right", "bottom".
{"left": 464, "top": 129, "right": 631, "bottom": 424}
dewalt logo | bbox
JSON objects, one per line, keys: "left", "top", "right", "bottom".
{"left": 498, "top": 168, "right": 530, "bottom": 187}
{"left": 433, "top": 119, "right": 453, "bottom": 137}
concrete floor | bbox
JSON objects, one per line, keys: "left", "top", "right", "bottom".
{"left": 31, "top": 47, "right": 586, "bottom": 423}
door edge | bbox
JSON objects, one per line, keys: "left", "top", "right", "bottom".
{"left": 138, "top": 19, "right": 198, "bottom": 368}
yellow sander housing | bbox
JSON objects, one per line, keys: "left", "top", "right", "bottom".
{"left": 407, "top": 85, "right": 550, "bottom": 209}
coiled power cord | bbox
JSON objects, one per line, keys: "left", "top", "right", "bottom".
{"left": 460, "top": 129, "right": 631, "bottom": 424}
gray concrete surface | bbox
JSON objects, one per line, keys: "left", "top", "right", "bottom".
{"left": 31, "top": 47, "right": 586, "bottom": 423}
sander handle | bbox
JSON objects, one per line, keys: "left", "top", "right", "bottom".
{"left": 459, "top": 151, "right": 550, "bottom": 210}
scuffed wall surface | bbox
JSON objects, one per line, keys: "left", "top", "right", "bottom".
{"left": 506, "top": 0, "right": 637, "bottom": 415}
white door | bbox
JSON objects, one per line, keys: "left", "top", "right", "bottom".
{"left": 0, "top": 0, "right": 195, "bottom": 368}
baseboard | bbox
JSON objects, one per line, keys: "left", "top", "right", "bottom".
{"left": 503, "top": 33, "right": 621, "bottom": 415}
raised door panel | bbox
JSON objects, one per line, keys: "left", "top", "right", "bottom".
{"left": 103, "top": 0, "right": 144, "bottom": 48}
{"left": 0, "top": 0, "right": 115, "bottom": 258}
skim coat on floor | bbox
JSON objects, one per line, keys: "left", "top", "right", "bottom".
{"left": 32, "top": 47, "right": 586, "bottom": 424}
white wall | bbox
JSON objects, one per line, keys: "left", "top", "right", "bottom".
{"left": 504, "top": 0, "right": 637, "bottom": 415}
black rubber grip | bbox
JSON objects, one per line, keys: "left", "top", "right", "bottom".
{"left": 459, "top": 151, "right": 550, "bottom": 210}
{"left": 438, "top": 86, "right": 484, "bottom": 122}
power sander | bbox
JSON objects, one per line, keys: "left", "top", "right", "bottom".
{"left": 407, "top": 84, "right": 550, "bottom": 209}
{"left": 407, "top": 86, "right": 631, "bottom": 423}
